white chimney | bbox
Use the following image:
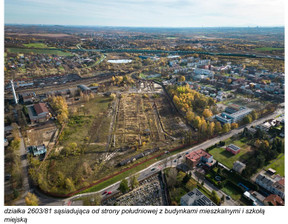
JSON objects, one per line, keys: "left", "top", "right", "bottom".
{"left": 10, "top": 80, "right": 18, "bottom": 104}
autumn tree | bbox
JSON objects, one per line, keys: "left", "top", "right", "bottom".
{"left": 179, "top": 75, "right": 185, "bottom": 82}
{"left": 215, "top": 122, "right": 222, "bottom": 133}
{"left": 202, "top": 109, "right": 213, "bottom": 118}
{"left": 50, "top": 96, "right": 69, "bottom": 125}
{"left": 207, "top": 121, "right": 215, "bottom": 136}
{"left": 25, "top": 193, "right": 39, "bottom": 206}
{"left": 231, "top": 123, "right": 239, "bottom": 129}
{"left": 186, "top": 111, "right": 195, "bottom": 122}
{"left": 222, "top": 123, "right": 231, "bottom": 133}
{"left": 193, "top": 116, "right": 202, "bottom": 129}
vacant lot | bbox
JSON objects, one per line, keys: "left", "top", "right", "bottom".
{"left": 209, "top": 137, "right": 252, "bottom": 169}
{"left": 60, "top": 95, "right": 113, "bottom": 148}
{"left": 36, "top": 89, "right": 190, "bottom": 195}
{"left": 154, "top": 94, "right": 189, "bottom": 137}
{"left": 114, "top": 93, "right": 163, "bottom": 148}
{"left": 26, "top": 122, "right": 58, "bottom": 147}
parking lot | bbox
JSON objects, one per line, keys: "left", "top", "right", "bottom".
{"left": 102, "top": 175, "right": 164, "bottom": 206}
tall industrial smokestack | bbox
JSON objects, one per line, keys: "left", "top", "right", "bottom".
{"left": 10, "top": 80, "right": 18, "bottom": 104}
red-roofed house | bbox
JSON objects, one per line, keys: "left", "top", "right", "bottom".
{"left": 264, "top": 194, "right": 284, "bottom": 206}
{"left": 27, "top": 103, "right": 51, "bottom": 123}
{"left": 185, "top": 149, "right": 214, "bottom": 169}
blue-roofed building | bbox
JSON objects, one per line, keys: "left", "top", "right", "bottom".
{"left": 28, "top": 144, "right": 47, "bottom": 156}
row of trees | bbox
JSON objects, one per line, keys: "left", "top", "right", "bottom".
{"left": 168, "top": 84, "right": 215, "bottom": 114}
{"left": 5, "top": 126, "right": 23, "bottom": 201}
{"left": 112, "top": 75, "right": 135, "bottom": 86}
{"left": 49, "top": 96, "right": 69, "bottom": 125}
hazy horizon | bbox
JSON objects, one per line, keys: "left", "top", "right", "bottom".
{"left": 5, "top": 0, "right": 284, "bottom": 28}
{"left": 4, "top": 24, "right": 285, "bottom": 28}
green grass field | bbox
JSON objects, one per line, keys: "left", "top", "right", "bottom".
{"left": 255, "top": 47, "right": 284, "bottom": 52}
{"left": 23, "top": 43, "right": 54, "bottom": 48}
{"left": 266, "top": 154, "right": 284, "bottom": 176}
{"left": 7, "top": 47, "right": 73, "bottom": 56}
{"left": 209, "top": 138, "right": 251, "bottom": 169}
{"left": 221, "top": 182, "right": 242, "bottom": 201}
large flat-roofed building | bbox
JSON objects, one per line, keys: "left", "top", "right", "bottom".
{"left": 27, "top": 103, "right": 51, "bottom": 123}
{"left": 216, "top": 104, "right": 252, "bottom": 124}
{"left": 185, "top": 149, "right": 214, "bottom": 169}
{"left": 226, "top": 144, "right": 241, "bottom": 155}
{"left": 181, "top": 188, "right": 216, "bottom": 206}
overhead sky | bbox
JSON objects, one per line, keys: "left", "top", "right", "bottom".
{"left": 5, "top": 0, "right": 285, "bottom": 27}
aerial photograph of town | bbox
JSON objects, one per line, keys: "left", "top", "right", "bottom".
{"left": 3, "top": 0, "right": 285, "bottom": 211}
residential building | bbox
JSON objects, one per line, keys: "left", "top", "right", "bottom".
{"left": 264, "top": 194, "right": 284, "bottom": 206}
{"left": 185, "top": 149, "right": 214, "bottom": 169}
{"left": 28, "top": 144, "right": 47, "bottom": 156}
{"left": 226, "top": 144, "right": 240, "bottom": 155}
{"left": 255, "top": 172, "right": 285, "bottom": 199}
{"left": 180, "top": 188, "right": 216, "bottom": 206}
{"left": 233, "top": 161, "right": 246, "bottom": 173}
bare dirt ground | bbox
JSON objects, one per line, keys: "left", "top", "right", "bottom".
{"left": 26, "top": 122, "right": 58, "bottom": 147}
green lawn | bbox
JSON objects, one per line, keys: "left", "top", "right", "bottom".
{"left": 221, "top": 182, "right": 242, "bottom": 201}
{"left": 23, "top": 43, "right": 54, "bottom": 48}
{"left": 209, "top": 138, "right": 251, "bottom": 169}
{"left": 7, "top": 48, "right": 73, "bottom": 56}
{"left": 255, "top": 47, "right": 284, "bottom": 52}
{"left": 266, "top": 154, "right": 284, "bottom": 176}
